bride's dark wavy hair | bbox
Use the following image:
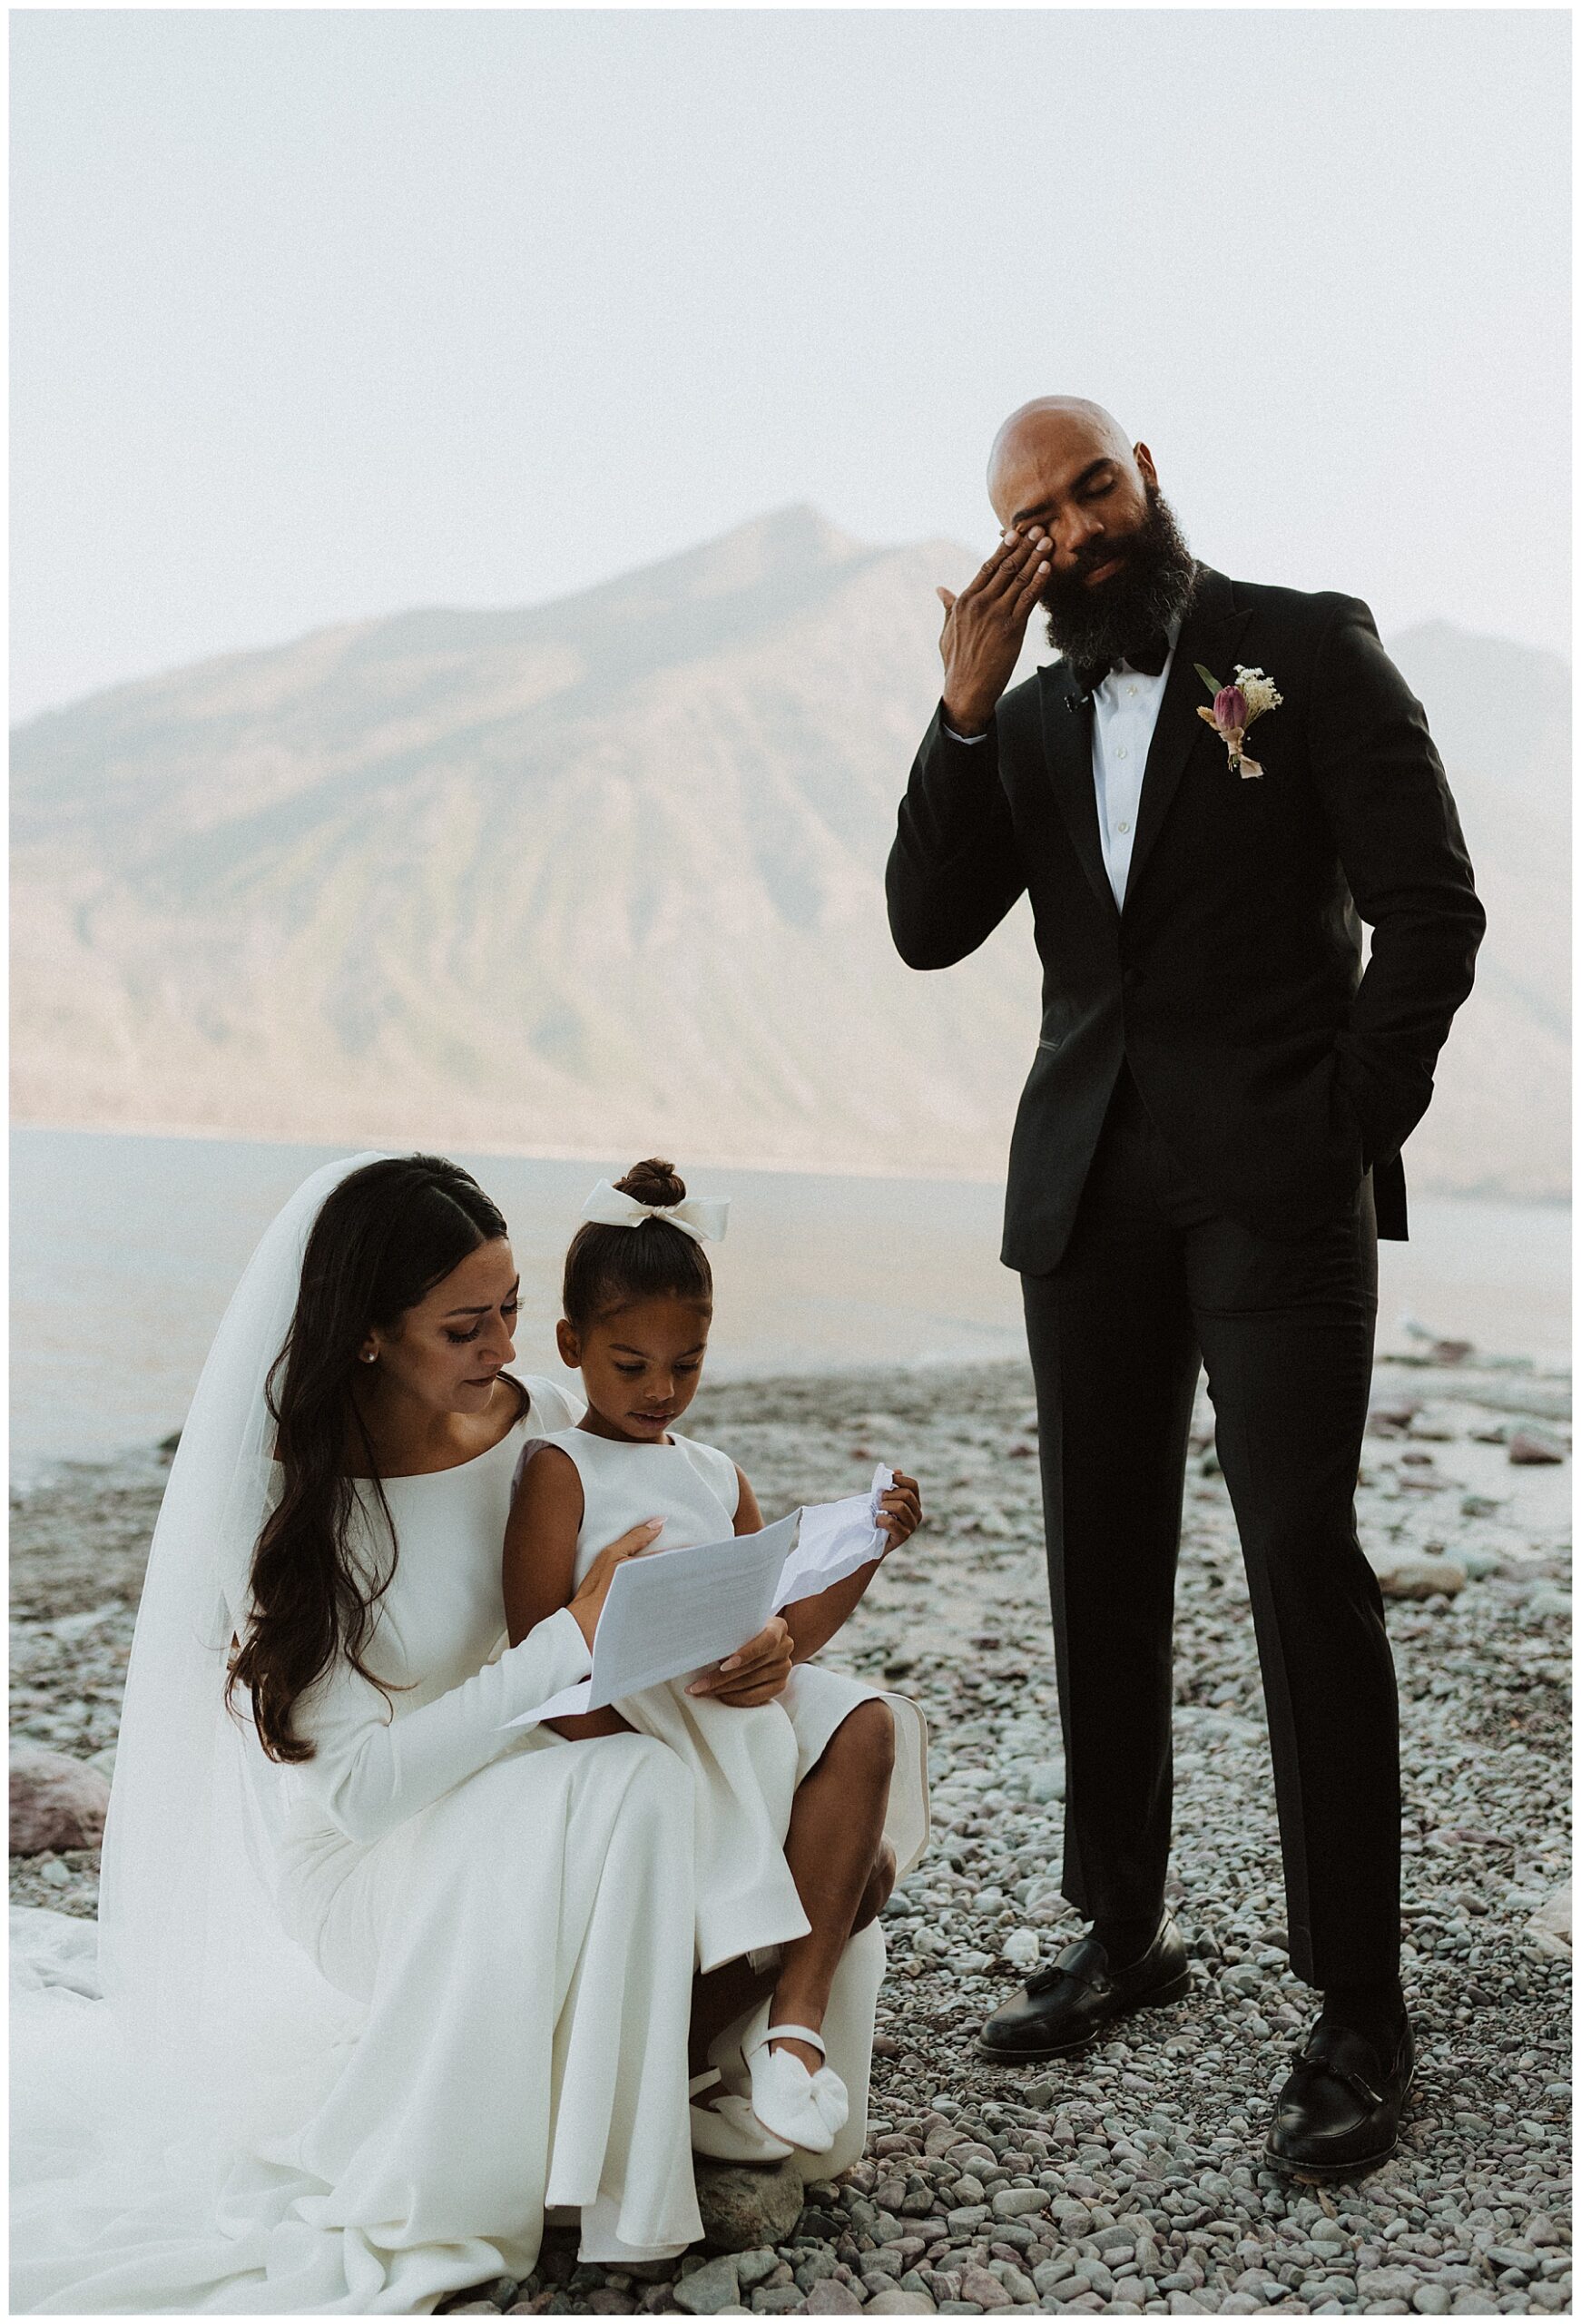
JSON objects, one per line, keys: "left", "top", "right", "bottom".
{"left": 228, "top": 1154, "right": 519, "bottom": 1763}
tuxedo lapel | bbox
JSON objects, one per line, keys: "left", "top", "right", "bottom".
{"left": 1038, "top": 666, "right": 1119, "bottom": 922}
{"left": 1123, "top": 565, "right": 1252, "bottom": 909}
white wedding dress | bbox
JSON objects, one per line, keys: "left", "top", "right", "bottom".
{"left": 11, "top": 1159, "right": 909, "bottom": 2315}
{"left": 14, "top": 1381, "right": 712, "bottom": 2311}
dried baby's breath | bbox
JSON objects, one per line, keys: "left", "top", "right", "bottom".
{"left": 1232, "top": 665, "right": 1283, "bottom": 724}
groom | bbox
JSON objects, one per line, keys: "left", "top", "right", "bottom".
{"left": 886, "top": 399, "right": 1484, "bottom": 2176}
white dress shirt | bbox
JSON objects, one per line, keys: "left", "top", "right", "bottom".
{"left": 946, "top": 609, "right": 1184, "bottom": 907}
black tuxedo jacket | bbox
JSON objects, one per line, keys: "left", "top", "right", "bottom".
{"left": 886, "top": 564, "right": 1486, "bottom": 1275}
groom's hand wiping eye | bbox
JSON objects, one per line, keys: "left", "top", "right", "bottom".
{"left": 937, "top": 527, "right": 1053, "bottom": 737}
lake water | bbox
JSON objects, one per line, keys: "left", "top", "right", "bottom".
{"left": 10, "top": 1126, "right": 1571, "bottom": 1472}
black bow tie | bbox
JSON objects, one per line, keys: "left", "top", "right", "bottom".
{"left": 1070, "top": 629, "right": 1171, "bottom": 697}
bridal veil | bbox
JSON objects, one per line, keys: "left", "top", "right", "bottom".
{"left": 13, "top": 1156, "right": 388, "bottom": 2290}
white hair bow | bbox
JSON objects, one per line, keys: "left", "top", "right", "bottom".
{"left": 580, "top": 1180, "right": 730, "bottom": 1245}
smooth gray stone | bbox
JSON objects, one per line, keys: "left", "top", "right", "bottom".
{"left": 734, "top": 2250, "right": 781, "bottom": 2290}
{"left": 990, "top": 2189, "right": 1047, "bottom": 2221}
{"left": 694, "top": 2160, "right": 806, "bottom": 2255}
{"left": 674, "top": 2256, "right": 742, "bottom": 2317}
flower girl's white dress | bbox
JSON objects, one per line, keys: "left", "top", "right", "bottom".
{"left": 525, "top": 1426, "right": 929, "bottom": 1974}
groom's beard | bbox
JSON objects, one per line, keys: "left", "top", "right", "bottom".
{"left": 1038, "top": 485, "right": 1198, "bottom": 667}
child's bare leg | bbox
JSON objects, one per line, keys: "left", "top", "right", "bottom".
{"left": 771, "top": 1700, "right": 895, "bottom": 2069}
{"left": 687, "top": 1845, "right": 895, "bottom": 2080}
{"left": 851, "top": 1839, "right": 898, "bottom": 1933}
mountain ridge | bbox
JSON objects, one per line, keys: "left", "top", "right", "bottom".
{"left": 12, "top": 507, "right": 1568, "bottom": 1198}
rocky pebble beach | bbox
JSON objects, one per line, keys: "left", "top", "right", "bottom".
{"left": 11, "top": 1352, "right": 1572, "bottom": 2316}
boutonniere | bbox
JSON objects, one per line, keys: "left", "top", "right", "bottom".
{"left": 1194, "top": 663, "right": 1282, "bottom": 778}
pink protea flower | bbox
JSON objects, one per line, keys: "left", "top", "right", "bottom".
{"left": 1195, "top": 659, "right": 1281, "bottom": 777}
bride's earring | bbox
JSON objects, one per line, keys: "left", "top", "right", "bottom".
{"left": 360, "top": 1349, "right": 378, "bottom": 1364}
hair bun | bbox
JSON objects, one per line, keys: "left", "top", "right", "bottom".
{"left": 614, "top": 1157, "right": 687, "bottom": 1207}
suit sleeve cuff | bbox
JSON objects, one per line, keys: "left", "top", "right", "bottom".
{"left": 941, "top": 716, "right": 992, "bottom": 745}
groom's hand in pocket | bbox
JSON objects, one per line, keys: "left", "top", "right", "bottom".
{"left": 687, "top": 1614, "right": 794, "bottom": 1708}
{"left": 938, "top": 527, "right": 1052, "bottom": 735}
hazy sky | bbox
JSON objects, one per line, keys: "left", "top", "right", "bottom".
{"left": 11, "top": 8, "right": 1571, "bottom": 722}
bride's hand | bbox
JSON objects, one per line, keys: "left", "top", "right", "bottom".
{"left": 567, "top": 1519, "right": 663, "bottom": 1647}
{"left": 686, "top": 1613, "right": 794, "bottom": 1707}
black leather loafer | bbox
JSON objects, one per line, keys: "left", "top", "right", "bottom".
{"left": 1263, "top": 2013, "right": 1416, "bottom": 2179}
{"left": 977, "top": 1908, "right": 1191, "bottom": 2061}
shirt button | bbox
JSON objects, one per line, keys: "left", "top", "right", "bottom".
{"left": 1117, "top": 819, "right": 1131, "bottom": 834}
{"left": 1126, "top": 684, "right": 1138, "bottom": 697}
{"left": 1116, "top": 745, "right": 1129, "bottom": 760}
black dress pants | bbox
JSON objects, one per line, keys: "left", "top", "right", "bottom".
{"left": 1019, "top": 1062, "right": 1399, "bottom": 1989}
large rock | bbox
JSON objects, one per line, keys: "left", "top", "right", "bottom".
{"left": 1526, "top": 1879, "right": 1571, "bottom": 1956}
{"left": 693, "top": 2158, "right": 807, "bottom": 2253}
{"left": 10, "top": 1744, "right": 111, "bottom": 1855}
{"left": 1365, "top": 1549, "right": 1468, "bottom": 1601}
{"left": 1509, "top": 1428, "right": 1567, "bottom": 1465}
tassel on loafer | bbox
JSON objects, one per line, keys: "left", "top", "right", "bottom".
{"left": 1264, "top": 2014, "right": 1416, "bottom": 2179}
{"left": 977, "top": 1907, "right": 1192, "bottom": 2061}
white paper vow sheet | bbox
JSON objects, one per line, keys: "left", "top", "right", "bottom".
{"left": 772, "top": 1464, "right": 895, "bottom": 1610}
{"left": 502, "top": 1467, "right": 896, "bottom": 1728}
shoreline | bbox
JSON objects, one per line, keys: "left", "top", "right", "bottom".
{"left": 11, "top": 1354, "right": 1572, "bottom": 2314}
{"left": 11, "top": 1345, "right": 1574, "bottom": 1497}
{"left": 13, "top": 1112, "right": 1013, "bottom": 1188}
{"left": 12, "top": 1116, "right": 1574, "bottom": 1209}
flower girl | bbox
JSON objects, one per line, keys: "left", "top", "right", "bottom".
{"left": 504, "top": 1159, "right": 928, "bottom": 2162}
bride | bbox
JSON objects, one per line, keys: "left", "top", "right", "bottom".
{"left": 12, "top": 1152, "right": 924, "bottom": 2314}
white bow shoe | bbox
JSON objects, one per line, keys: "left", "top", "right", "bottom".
{"left": 742, "top": 2011, "right": 849, "bottom": 2155}
{"left": 688, "top": 2069, "right": 793, "bottom": 2163}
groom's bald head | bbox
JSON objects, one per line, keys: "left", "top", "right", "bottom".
{"left": 987, "top": 398, "right": 1152, "bottom": 535}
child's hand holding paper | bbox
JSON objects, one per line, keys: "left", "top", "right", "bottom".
{"left": 772, "top": 1463, "right": 922, "bottom": 1610}
{"left": 876, "top": 1468, "right": 923, "bottom": 1553}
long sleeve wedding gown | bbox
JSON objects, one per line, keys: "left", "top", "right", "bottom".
{"left": 13, "top": 1383, "right": 706, "bottom": 2312}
